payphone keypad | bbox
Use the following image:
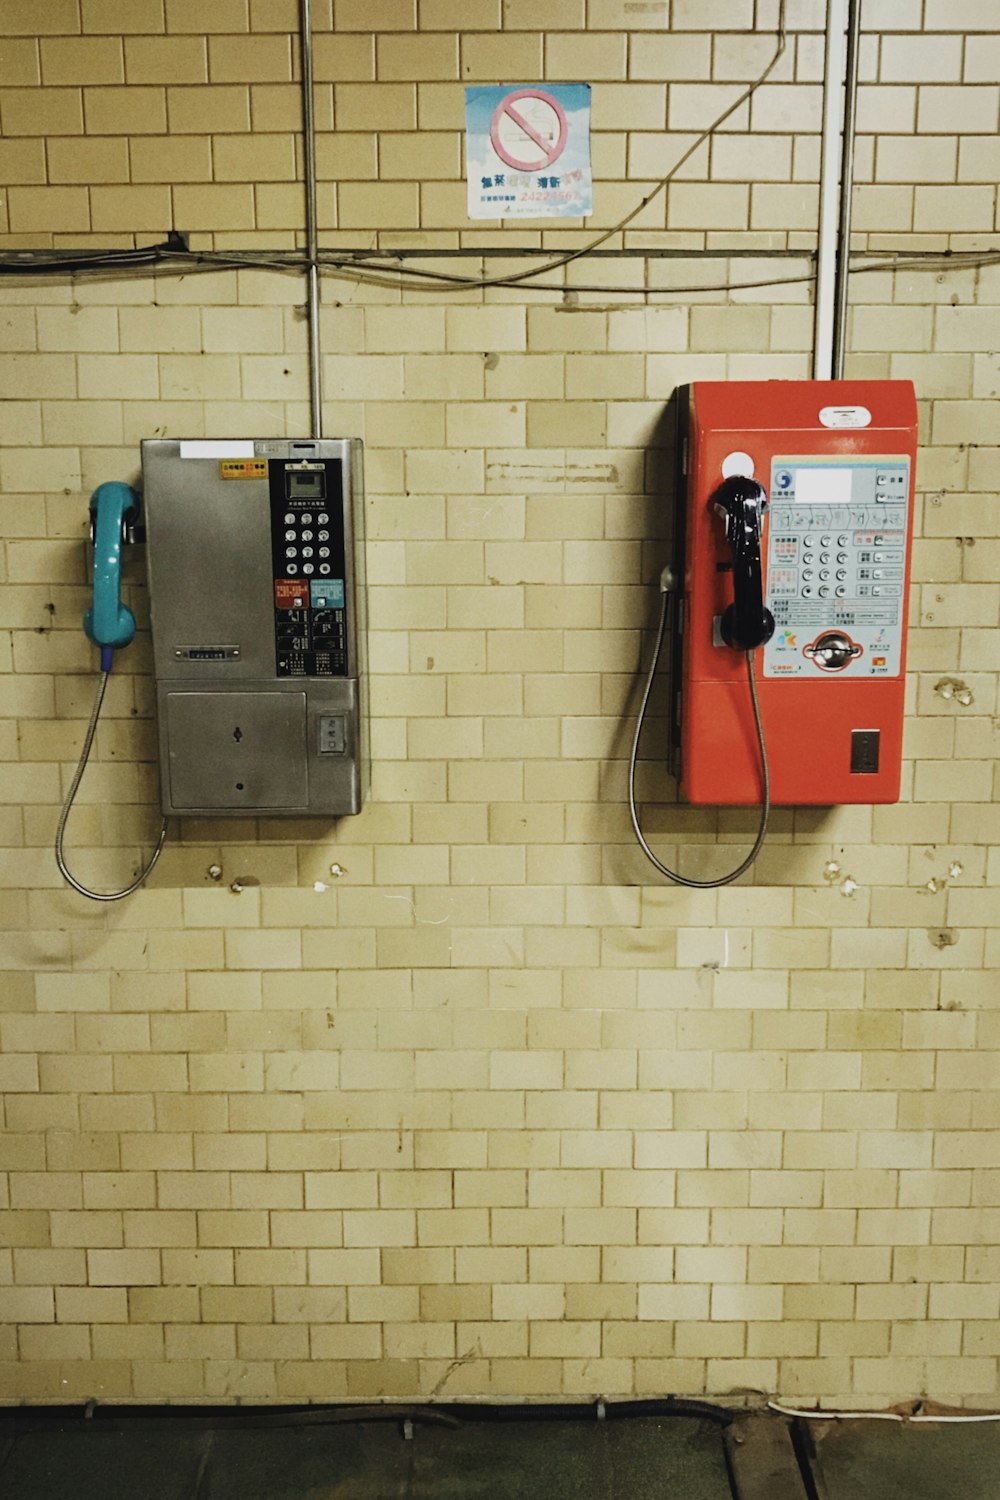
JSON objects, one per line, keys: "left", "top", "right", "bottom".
{"left": 269, "top": 460, "right": 349, "bottom": 677}
{"left": 762, "top": 457, "right": 910, "bottom": 680}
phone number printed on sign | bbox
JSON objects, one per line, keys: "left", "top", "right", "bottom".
{"left": 465, "top": 83, "right": 592, "bottom": 220}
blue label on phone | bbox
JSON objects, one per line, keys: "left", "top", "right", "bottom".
{"left": 311, "top": 579, "right": 345, "bottom": 608}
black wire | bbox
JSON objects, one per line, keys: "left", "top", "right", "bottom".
{"left": 0, "top": 1403, "right": 462, "bottom": 1433}
{"left": 0, "top": 1396, "right": 738, "bottom": 1434}
{"left": 2, "top": 243, "right": 996, "bottom": 298}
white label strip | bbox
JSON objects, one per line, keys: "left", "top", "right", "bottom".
{"left": 178, "top": 440, "right": 256, "bottom": 458}
{"left": 818, "top": 405, "right": 871, "bottom": 429}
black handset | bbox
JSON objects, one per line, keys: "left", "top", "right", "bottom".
{"left": 711, "top": 475, "right": 775, "bottom": 651}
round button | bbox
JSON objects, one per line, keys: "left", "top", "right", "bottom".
{"left": 837, "top": 552, "right": 848, "bottom": 564}
{"left": 804, "top": 535, "right": 815, "bottom": 547}
{"left": 318, "top": 529, "right": 329, "bottom": 541}
{"left": 802, "top": 551, "right": 814, "bottom": 563}
{"left": 836, "top": 569, "right": 847, "bottom": 580}
{"left": 287, "top": 563, "right": 298, "bottom": 575}
{"left": 319, "top": 546, "right": 330, "bottom": 558}
{"left": 802, "top": 586, "right": 813, "bottom": 597}
{"left": 285, "top": 529, "right": 295, "bottom": 540}
{"left": 818, "top": 586, "right": 830, "bottom": 597}
{"left": 301, "top": 512, "right": 312, "bottom": 524}
{"left": 285, "top": 546, "right": 297, "bottom": 558}
{"left": 318, "top": 512, "right": 329, "bottom": 524}
{"left": 284, "top": 512, "right": 295, "bottom": 524}
{"left": 303, "top": 563, "right": 314, "bottom": 575}
{"left": 835, "top": 586, "right": 847, "bottom": 598}
{"left": 820, "top": 535, "right": 831, "bottom": 547}
{"left": 838, "top": 534, "right": 849, "bottom": 545}
{"left": 819, "top": 569, "right": 830, "bottom": 580}
{"left": 802, "top": 569, "right": 814, "bottom": 582}
{"left": 319, "top": 563, "right": 331, "bottom": 575}
{"left": 302, "top": 546, "right": 314, "bottom": 558}
{"left": 301, "top": 529, "right": 313, "bottom": 541}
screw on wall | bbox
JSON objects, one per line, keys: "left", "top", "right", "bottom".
{"left": 207, "top": 864, "right": 223, "bottom": 882}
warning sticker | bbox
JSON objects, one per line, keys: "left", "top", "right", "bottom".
{"left": 220, "top": 458, "right": 268, "bottom": 480}
{"left": 465, "top": 84, "right": 592, "bottom": 220}
{"left": 275, "top": 580, "right": 308, "bottom": 609}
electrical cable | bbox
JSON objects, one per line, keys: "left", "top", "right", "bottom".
{"left": 54, "top": 665, "right": 167, "bottom": 903}
{"left": 628, "top": 576, "right": 770, "bottom": 888}
{"left": 311, "top": 243, "right": 1000, "bottom": 297}
{"left": 1, "top": 1395, "right": 736, "bottom": 1433}
{"left": 2, "top": 244, "right": 999, "bottom": 303}
{"left": 768, "top": 1400, "right": 1000, "bottom": 1424}
{"left": 317, "top": 258, "right": 821, "bottom": 298}
{"left": 436, "top": 1396, "right": 737, "bottom": 1426}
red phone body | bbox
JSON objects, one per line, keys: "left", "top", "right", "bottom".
{"left": 679, "top": 380, "right": 918, "bottom": 806}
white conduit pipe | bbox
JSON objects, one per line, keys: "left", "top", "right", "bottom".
{"left": 769, "top": 1401, "right": 1000, "bottom": 1423}
{"left": 299, "top": 0, "right": 323, "bottom": 438}
{"left": 813, "top": 0, "right": 848, "bottom": 379}
{"left": 832, "top": 0, "right": 862, "bottom": 378}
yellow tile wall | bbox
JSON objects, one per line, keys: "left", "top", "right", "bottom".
{"left": 1, "top": 4, "right": 999, "bottom": 1408}
{"left": 0, "top": 4, "right": 996, "bottom": 247}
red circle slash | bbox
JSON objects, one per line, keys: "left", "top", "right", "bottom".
{"left": 489, "top": 88, "right": 569, "bottom": 173}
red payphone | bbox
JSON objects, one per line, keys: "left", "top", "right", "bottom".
{"left": 673, "top": 379, "right": 918, "bottom": 807}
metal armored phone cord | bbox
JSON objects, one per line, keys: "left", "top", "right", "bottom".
{"left": 628, "top": 574, "right": 770, "bottom": 888}
{"left": 55, "top": 650, "right": 168, "bottom": 902}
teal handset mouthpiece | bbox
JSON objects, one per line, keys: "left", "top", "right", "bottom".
{"left": 83, "top": 481, "right": 138, "bottom": 669}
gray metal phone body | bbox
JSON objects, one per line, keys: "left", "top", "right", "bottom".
{"left": 142, "top": 437, "right": 368, "bottom": 818}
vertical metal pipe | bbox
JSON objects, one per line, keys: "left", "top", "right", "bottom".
{"left": 299, "top": 0, "right": 323, "bottom": 438}
{"left": 832, "top": 0, "right": 862, "bottom": 379}
{"left": 813, "top": 0, "right": 848, "bottom": 380}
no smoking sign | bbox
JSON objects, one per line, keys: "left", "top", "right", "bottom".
{"left": 466, "top": 83, "right": 592, "bottom": 220}
{"left": 490, "top": 89, "right": 568, "bottom": 173}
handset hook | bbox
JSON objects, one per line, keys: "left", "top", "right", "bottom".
{"left": 711, "top": 475, "right": 775, "bottom": 651}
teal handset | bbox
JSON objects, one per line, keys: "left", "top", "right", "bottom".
{"left": 56, "top": 481, "right": 167, "bottom": 902}
{"left": 83, "top": 481, "right": 138, "bottom": 670}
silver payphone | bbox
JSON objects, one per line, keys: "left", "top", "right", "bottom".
{"left": 142, "top": 437, "right": 368, "bottom": 818}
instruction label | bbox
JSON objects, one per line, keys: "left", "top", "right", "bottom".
{"left": 220, "top": 459, "right": 268, "bottom": 479}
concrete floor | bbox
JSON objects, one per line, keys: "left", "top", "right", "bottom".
{"left": 0, "top": 1402, "right": 996, "bottom": 1498}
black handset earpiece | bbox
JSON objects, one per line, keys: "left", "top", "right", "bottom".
{"left": 710, "top": 475, "right": 776, "bottom": 652}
